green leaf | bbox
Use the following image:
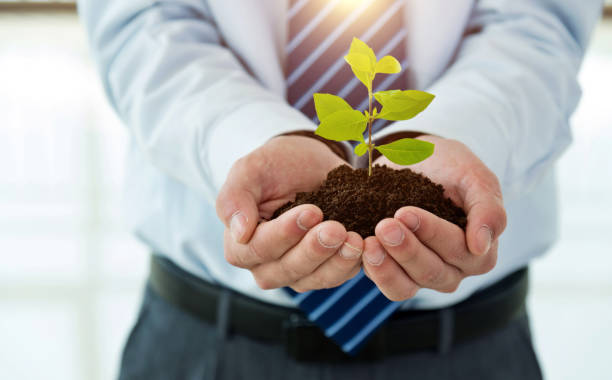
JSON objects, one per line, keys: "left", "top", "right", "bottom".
{"left": 344, "top": 38, "right": 377, "bottom": 91}
{"left": 344, "top": 53, "right": 372, "bottom": 72}
{"left": 354, "top": 142, "right": 368, "bottom": 156}
{"left": 346, "top": 38, "right": 376, "bottom": 70}
{"left": 375, "top": 138, "right": 434, "bottom": 165}
{"left": 351, "top": 69, "right": 373, "bottom": 93}
{"left": 374, "top": 90, "right": 435, "bottom": 121}
{"left": 315, "top": 110, "right": 367, "bottom": 142}
{"left": 313, "top": 93, "right": 353, "bottom": 121}
{"left": 375, "top": 55, "right": 401, "bottom": 74}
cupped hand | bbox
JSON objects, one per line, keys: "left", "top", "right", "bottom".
{"left": 216, "top": 135, "right": 364, "bottom": 292}
{"left": 362, "top": 135, "right": 507, "bottom": 301}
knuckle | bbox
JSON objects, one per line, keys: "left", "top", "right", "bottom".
{"left": 238, "top": 152, "right": 264, "bottom": 171}
{"left": 228, "top": 156, "right": 251, "bottom": 181}
{"left": 470, "top": 250, "right": 497, "bottom": 275}
{"left": 224, "top": 249, "right": 246, "bottom": 268}
{"left": 232, "top": 151, "right": 269, "bottom": 183}
{"left": 214, "top": 196, "right": 227, "bottom": 221}
{"left": 307, "top": 236, "right": 336, "bottom": 262}
{"left": 420, "top": 222, "right": 438, "bottom": 246}
{"left": 385, "top": 293, "right": 405, "bottom": 302}
{"left": 348, "top": 265, "right": 362, "bottom": 279}
{"left": 482, "top": 251, "right": 498, "bottom": 273}
{"left": 422, "top": 266, "right": 445, "bottom": 287}
{"left": 387, "top": 285, "right": 419, "bottom": 301}
{"left": 405, "top": 285, "right": 420, "bottom": 299}
{"left": 279, "top": 258, "right": 306, "bottom": 283}
{"left": 448, "top": 248, "right": 468, "bottom": 264}
{"left": 279, "top": 224, "right": 295, "bottom": 242}
{"left": 253, "top": 274, "right": 277, "bottom": 290}
{"left": 496, "top": 208, "right": 508, "bottom": 234}
{"left": 277, "top": 214, "right": 299, "bottom": 240}
{"left": 306, "top": 271, "right": 328, "bottom": 289}
{"left": 489, "top": 179, "right": 504, "bottom": 202}
{"left": 372, "top": 267, "right": 395, "bottom": 289}
{"left": 330, "top": 251, "right": 357, "bottom": 271}
{"left": 224, "top": 252, "right": 239, "bottom": 267}
{"left": 247, "top": 240, "right": 267, "bottom": 263}
{"left": 290, "top": 285, "right": 309, "bottom": 294}
{"left": 477, "top": 184, "right": 507, "bottom": 237}
{"left": 327, "top": 269, "right": 355, "bottom": 289}
{"left": 395, "top": 244, "right": 418, "bottom": 265}
{"left": 439, "top": 278, "right": 461, "bottom": 293}
{"left": 327, "top": 265, "right": 361, "bottom": 289}
{"left": 326, "top": 278, "right": 345, "bottom": 289}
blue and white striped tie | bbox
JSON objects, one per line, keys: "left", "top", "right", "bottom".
{"left": 285, "top": 0, "right": 409, "bottom": 354}
{"left": 285, "top": 271, "right": 404, "bottom": 355}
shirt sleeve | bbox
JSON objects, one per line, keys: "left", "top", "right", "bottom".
{"left": 77, "top": 0, "right": 316, "bottom": 205}
{"left": 373, "top": 0, "right": 603, "bottom": 200}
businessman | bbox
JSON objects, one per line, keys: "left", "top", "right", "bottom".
{"left": 78, "top": 0, "right": 602, "bottom": 379}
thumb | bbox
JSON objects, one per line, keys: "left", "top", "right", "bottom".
{"left": 215, "top": 163, "right": 262, "bottom": 245}
{"left": 462, "top": 178, "right": 507, "bottom": 256}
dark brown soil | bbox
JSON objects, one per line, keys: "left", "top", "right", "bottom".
{"left": 272, "top": 164, "right": 466, "bottom": 238}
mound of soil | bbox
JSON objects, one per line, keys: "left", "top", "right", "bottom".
{"left": 272, "top": 164, "right": 466, "bottom": 237}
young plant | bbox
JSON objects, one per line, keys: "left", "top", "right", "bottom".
{"left": 314, "top": 38, "right": 435, "bottom": 176}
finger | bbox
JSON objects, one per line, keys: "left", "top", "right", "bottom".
{"left": 251, "top": 221, "right": 347, "bottom": 289}
{"left": 362, "top": 236, "right": 420, "bottom": 301}
{"left": 395, "top": 206, "right": 470, "bottom": 271}
{"left": 375, "top": 218, "right": 462, "bottom": 293}
{"left": 223, "top": 204, "right": 323, "bottom": 269}
{"left": 215, "top": 157, "right": 263, "bottom": 244}
{"left": 460, "top": 175, "right": 507, "bottom": 256}
{"left": 395, "top": 207, "right": 497, "bottom": 276}
{"left": 291, "top": 231, "right": 363, "bottom": 292}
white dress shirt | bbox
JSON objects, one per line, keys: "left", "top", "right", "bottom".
{"left": 77, "top": 0, "right": 603, "bottom": 309}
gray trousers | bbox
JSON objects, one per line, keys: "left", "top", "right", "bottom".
{"left": 118, "top": 284, "right": 543, "bottom": 380}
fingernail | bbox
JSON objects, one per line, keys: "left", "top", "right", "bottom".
{"left": 230, "top": 211, "right": 247, "bottom": 242}
{"left": 400, "top": 212, "right": 420, "bottom": 232}
{"left": 297, "top": 210, "right": 318, "bottom": 231}
{"left": 317, "top": 228, "right": 343, "bottom": 249}
{"left": 339, "top": 242, "right": 362, "bottom": 259}
{"left": 365, "top": 246, "right": 385, "bottom": 266}
{"left": 476, "top": 225, "right": 493, "bottom": 255}
{"left": 381, "top": 223, "right": 404, "bottom": 246}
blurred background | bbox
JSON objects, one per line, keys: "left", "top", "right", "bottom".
{"left": 0, "top": 1, "right": 611, "bottom": 379}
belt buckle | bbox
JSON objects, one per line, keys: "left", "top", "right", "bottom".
{"left": 282, "top": 313, "right": 325, "bottom": 361}
{"left": 282, "top": 314, "right": 387, "bottom": 362}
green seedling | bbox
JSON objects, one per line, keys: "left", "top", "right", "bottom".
{"left": 314, "top": 38, "right": 435, "bottom": 176}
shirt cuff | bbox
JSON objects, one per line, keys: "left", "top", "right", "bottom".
{"left": 274, "top": 129, "right": 353, "bottom": 163}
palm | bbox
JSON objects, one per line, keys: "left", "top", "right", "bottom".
{"left": 373, "top": 135, "right": 482, "bottom": 211}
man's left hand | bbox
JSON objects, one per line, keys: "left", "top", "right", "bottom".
{"left": 362, "top": 135, "right": 507, "bottom": 301}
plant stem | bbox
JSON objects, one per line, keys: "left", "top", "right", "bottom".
{"left": 367, "top": 87, "right": 373, "bottom": 177}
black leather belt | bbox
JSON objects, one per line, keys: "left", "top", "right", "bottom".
{"left": 149, "top": 255, "right": 528, "bottom": 362}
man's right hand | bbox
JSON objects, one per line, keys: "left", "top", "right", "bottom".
{"left": 215, "top": 135, "right": 364, "bottom": 292}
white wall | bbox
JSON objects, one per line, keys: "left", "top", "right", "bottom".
{"left": 527, "top": 20, "right": 612, "bottom": 380}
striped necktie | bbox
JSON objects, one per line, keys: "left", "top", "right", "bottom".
{"left": 285, "top": 0, "right": 410, "bottom": 355}
{"left": 287, "top": 0, "right": 409, "bottom": 135}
